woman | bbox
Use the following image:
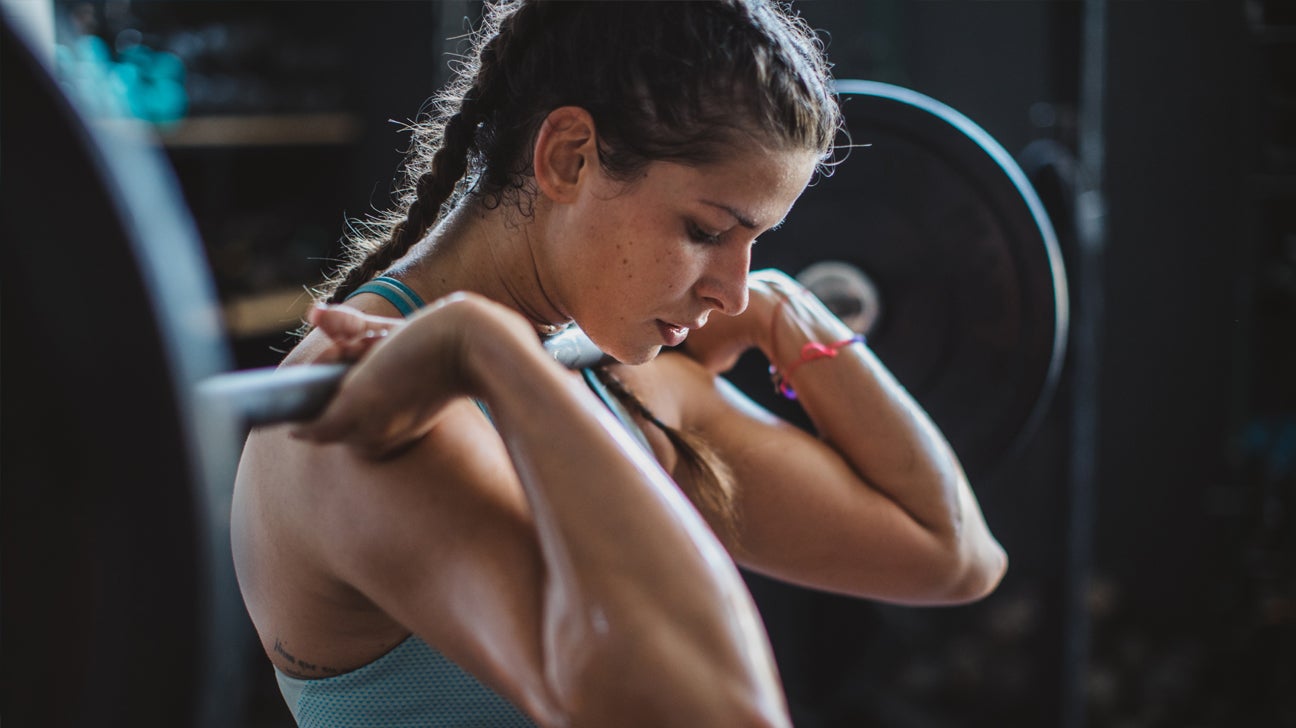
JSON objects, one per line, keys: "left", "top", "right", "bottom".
{"left": 231, "top": 1, "right": 1008, "bottom": 726}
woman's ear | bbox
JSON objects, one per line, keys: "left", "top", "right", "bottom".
{"left": 532, "top": 106, "right": 598, "bottom": 203}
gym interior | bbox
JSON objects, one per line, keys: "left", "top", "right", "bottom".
{"left": 1, "top": 1, "right": 1290, "bottom": 727}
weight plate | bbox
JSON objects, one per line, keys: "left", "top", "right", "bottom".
{"left": 0, "top": 13, "right": 240, "bottom": 728}
{"left": 738, "top": 80, "right": 1069, "bottom": 482}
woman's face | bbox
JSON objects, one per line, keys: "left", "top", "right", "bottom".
{"left": 542, "top": 145, "right": 820, "bottom": 364}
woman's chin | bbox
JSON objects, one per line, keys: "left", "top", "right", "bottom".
{"left": 605, "top": 343, "right": 662, "bottom": 367}
{"left": 578, "top": 324, "right": 662, "bottom": 366}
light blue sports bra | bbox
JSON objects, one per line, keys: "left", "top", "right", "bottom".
{"left": 275, "top": 635, "right": 534, "bottom": 727}
{"left": 275, "top": 276, "right": 649, "bottom": 726}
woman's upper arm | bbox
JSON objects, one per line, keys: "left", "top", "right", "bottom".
{"left": 306, "top": 402, "right": 565, "bottom": 722}
{"left": 302, "top": 394, "right": 792, "bottom": 726}
{"left": 642, "top": 353, "right": 1003, "bottom": 605}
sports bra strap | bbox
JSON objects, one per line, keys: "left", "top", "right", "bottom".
{"left": 345, "top": 275, "right": 426, "bottom": 317}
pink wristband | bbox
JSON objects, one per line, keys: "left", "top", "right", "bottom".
{"left": 769, "top": 334, "right": 866, "bottom": 400}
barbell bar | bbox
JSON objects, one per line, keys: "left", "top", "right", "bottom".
{"left": 196, "top": 325, "right": 610, "bottom": 428}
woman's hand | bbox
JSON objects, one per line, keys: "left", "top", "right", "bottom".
{"left": 680, "top": 268, "right": 811, "bottom": 374}
{"left": 304, "top": 302, "right": 406, "bottom": 364}
{"left": 290, "top": 292, "right": 542, "bottom": 458}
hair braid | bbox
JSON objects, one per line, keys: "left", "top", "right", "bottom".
{"left": 323, "top": 106, "right": 483, "bottom": 303}
{"left": 321, "top": 2, "right": 531, "bottom": 304}
{"left": 593, "top": 366, "right": 740, "bottom": 547}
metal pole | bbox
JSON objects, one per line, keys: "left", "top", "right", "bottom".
{"left": 1061, "top": 0, "right": 1107, "bottom": 725}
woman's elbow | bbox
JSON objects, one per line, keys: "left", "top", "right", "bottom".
{"left": 943, "top": 539, "right": 1008, "bottom": 604}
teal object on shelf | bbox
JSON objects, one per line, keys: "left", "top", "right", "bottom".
{"left": 55, "top": 33, "right": 187, "bottom": 125}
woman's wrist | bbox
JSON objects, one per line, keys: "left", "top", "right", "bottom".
{"left": 758, "top": 286, "right": 856, "bottom": 367}
{"left": 468, "top": 323, "right": 565, "bottom": 404}
{"left": 759, "top": 286, "right": 861, "bottom": 401}
{"left": 419, "top": 293, "right": 562, "bottom": 402}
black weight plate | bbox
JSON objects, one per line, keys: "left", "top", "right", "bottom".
{"left": 737, "top": 80, "right": 1069, "bottom": 482}
{"left": 0, "top": 13, "right": 241, "bottom": 728}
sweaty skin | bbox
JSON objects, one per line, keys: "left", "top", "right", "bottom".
{"left": 232, "top": 107, "right": 1006, "bottom": 727}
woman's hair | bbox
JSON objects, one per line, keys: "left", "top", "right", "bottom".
{"left": 320, "top": 0, "right": 841, "bottom": 536}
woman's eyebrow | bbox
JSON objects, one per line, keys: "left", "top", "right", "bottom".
{"left": 700, "top": 200, "right": 758, "bottom": 229}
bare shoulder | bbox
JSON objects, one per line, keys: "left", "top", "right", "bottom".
{"left": 232, "top": 396, "right": 540, "bottom": 676}
{"left": 258, "top": 398, "right": 532, "bottom": 586}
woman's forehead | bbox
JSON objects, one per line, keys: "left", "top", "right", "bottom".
{"left": 648, "top": 150, "right": 820, "bottom": 224}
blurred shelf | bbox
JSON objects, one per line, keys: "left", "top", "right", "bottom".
{"left": 223, "top": 286, "right": 314, "bottom": 338}
{"left": 91, "top": 112, "right": 363, "bottom": 149}
{"left": 159, "top": 112, "right": 363, "bottom": 148}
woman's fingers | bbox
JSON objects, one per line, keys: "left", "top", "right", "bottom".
{"left": 288, "top": 366, "right": 418, "bottom": 456}
{"left": 286, "top": 304, "right": 410, "bottom": 443}
{"left": 292, "top": 406, "right": 415, "bottom": 459}
{"left": 289, "top": 406, "right": 353, "bottom": 443}
{"left": 306, "top": 303, "right": 404, "bottom": 363}
{"left": 682, "top": 269, "right": 804, "bottom": 373}
{"left": 291, "top": 292, "right": 548, "bottom": 456}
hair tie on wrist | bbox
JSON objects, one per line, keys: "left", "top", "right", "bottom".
{"left": 769, "top": 334, "right": 866, "bottom": 400}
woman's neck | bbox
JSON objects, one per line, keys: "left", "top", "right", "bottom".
{"left": 385, "top": 198, "right": 572, "bottom": 336}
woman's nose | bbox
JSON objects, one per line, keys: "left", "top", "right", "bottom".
{"left": 697, "top": 243, "right": 751, "bottom": 316}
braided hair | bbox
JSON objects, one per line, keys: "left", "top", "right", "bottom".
{"left": 320, "top": 0, "right": 841, "bottom": 537}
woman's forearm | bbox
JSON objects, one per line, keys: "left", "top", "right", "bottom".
{"left": 762, "top": 290, "right": 1003, "bottom": 587}
{"left": 470, "top": 337, "right": 789, "bottom": 724}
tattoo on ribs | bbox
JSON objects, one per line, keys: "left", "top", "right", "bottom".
{"left": 272, "top": 637, "right": 342, "bottom": 679}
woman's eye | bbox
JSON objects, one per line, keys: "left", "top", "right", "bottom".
{"left": 687, "top": 222, "right": 723, "bottom": 245}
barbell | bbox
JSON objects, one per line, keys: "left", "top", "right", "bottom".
{"left": 0, "top": 10, "right": 1066, "bottom": 727}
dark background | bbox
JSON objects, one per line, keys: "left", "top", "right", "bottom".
{"left": 6, "top": 1, "right": 1291, "bottom": 726}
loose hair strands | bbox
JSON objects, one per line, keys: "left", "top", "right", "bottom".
{"left": 311, "top": 1, "right": 840, "bottom": 535}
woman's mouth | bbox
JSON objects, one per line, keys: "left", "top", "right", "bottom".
{"left": 657, "top": 320, "right": 689, "bottom": 347}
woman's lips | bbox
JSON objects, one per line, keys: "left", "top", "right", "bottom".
{"left": 657, "top": 320, "right": 689, "bottom": 347}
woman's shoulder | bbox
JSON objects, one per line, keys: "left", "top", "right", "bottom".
{"left": 237, "top": 397, "right": 530, "bottom": 572}
{"left": 233, "top": 396, "right": 541, "bottom": 677}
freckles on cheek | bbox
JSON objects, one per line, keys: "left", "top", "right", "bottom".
{"left": 662, "top": 249, "right": 685, "bottom": 291}
{"left": 618, "top": 238, "right": 636, "bottom": 279}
